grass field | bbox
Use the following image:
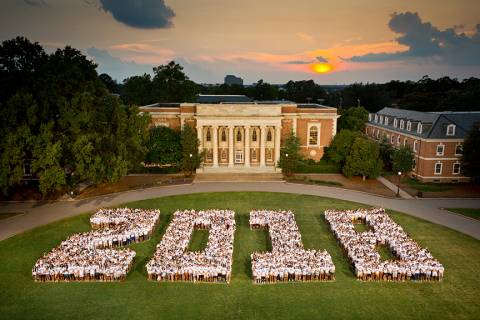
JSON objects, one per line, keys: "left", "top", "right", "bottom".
{"left": 447, "top": 208, "right": 480, "bottom": 221}
{"left": 0, "top": 192, "right": 479, "bottom": 320}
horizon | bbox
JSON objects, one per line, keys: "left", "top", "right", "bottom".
{"left": 1, "top": 1, "right": 480, "bottom": 84}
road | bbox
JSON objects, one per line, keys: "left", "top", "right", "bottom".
{"left": 0, "top": 181, "right": 479, "bottom": 241}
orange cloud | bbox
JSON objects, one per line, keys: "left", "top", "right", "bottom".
{"left": 109, "top": 43, "right": 175, "bottom": 65}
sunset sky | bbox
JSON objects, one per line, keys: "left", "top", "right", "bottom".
{"left": 2, "top": 0, "right": 480, "bottom": 84}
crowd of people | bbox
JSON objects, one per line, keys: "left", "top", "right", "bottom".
{"left": 325, "top": 208, "right": 444, "bottom": 281}
{"left": 32, "top": 208, "right": 160, "bottom": 282}
{"left": 146, "top": 209, "right": 235, "bottom": 283}
{"left": 250, "top": 210, "right": 335, "bottom": 284}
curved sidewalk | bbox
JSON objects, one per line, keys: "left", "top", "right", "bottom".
{"left": 0, "top": 181, "right": 479, "bottom": 241}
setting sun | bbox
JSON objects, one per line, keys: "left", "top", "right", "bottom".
{"left": 311, "top": 63, "right": 333, "bottom": 74}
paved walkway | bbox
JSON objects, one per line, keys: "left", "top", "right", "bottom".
{"left": 377, "top": 176, "right": 414, "bottom": 199}
{"left": 0, "top": 181, "right": 479, "bottom": 241}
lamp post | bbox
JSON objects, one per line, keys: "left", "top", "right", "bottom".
{"left": 397, "top": 171, "right": 402, "bottom": 197}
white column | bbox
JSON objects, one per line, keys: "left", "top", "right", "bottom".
{"left": 197, "top": 125, "right": 203, "bottom": 152}
{"left": 212, "top": 125, "right": 218, "bottom": 167}
{"left": 244, "top": 126, "right": 250, "bottom": 167}
{"left": 228, "top": 125, "right": 234, "bottom": 167}
{"left": 274, "top": 126, "right": 281, "bottom": 165}
{"left": 293, "top": 117, "right": 297, "bottom": 135}
{"left": 260, "top": 126, "right": 266, "bottom": 167}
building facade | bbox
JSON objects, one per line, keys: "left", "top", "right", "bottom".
{"left": 366, "top": 107, "right": 480, "bottom": 182}
{"left": 140, "top": 95, "right": 338, "bottom": 173}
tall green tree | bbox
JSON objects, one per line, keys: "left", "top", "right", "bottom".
{"left": 343, "top": 137, "right": 383, "bottom": 180}
{"left": 325, "top": 130, "right": 362, "bottom": 167}
{"left": 337, "top": 106, "right": 369, "bottom": 131}
{"left": 152, "top": 61, "right": 199, "bottom": 102}
{"left": 278, "top": 131, "right": 302, "bottom": 176}
{"left": 462, "top": 128, "right": 480, "bottom": 180}
{"left": 179, "top": 124, "right": 203, "bottom": 177}
{"left": 379, "top": 137, "right": 395, "bottom": 171}
{"left": 392, "top": 146, "right": 414, "bottom": 176}
{"left": 145, "top": 126, "right": 181, "bottom": 165}
{"left": 0, "top": 37, "right": 150, "bottom": 195}
{"left": 121, "top": 74, "right": 154, "bottom": 105}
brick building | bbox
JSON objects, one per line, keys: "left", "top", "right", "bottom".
{"left": 365, "top": 107, "right": 480, "bottom": 182}
{"left": 140, "top": 95, "right": 339, "bottom": 173}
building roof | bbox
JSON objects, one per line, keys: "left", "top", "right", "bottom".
{"left": 369, "top": 107, "right": 480, "bottom": 139}
{"left": 196, "top": 94, "right": 253, "bottom": 104}
{"left": 297, "top": 103, "right": 335, "bottom": 109}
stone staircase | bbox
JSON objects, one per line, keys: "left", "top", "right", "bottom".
{"left": 194, "top": 173, "right": 284, "bottom": 182}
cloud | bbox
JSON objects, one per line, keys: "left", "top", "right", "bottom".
{"left": 296, "top": 32, "right": 314, "bottom": 42}
{"left": 24, "top": 0, "right": 47, "bottom": 6}
{"left": 99, "top": 0, "right": 175, "bottom": 29}
{"left": 86, "top": 47, "right": 153, "bottom": 81}
{"left": 283, "top": 60, "right": 315, "bottom": 65}
{"left": 316, "top": 56, "right": 328, "bottom": 63}
{"left": 347, "top": 12, "right": 480, "bottom": 65}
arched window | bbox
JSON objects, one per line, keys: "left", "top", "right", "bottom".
{"left": 252, "top": 129, "right": 257, "bottom": 142}
{"left": 206, "top": 128, "right": 211, "bottom": 142}
{"left": 267, "top": 129, "right": 272, "bottom": 142}
{"left": 236, "top": 130, "right": 242, "bottom": 142}
{"left": 309, "top": 126, "right": 318, "bottom": 145}
{"left": 221, "top": 129, "right": 226, "bottom": 142}
{"left": 251, "top": 149, "right": 257, "bottom": 160}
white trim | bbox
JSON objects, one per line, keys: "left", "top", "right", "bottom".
{"left": 434, "top": 162, "right": 443, "bottom": 175}
{"left": 436, "top": 144, "right": 444, "bottom": 156}
{"left": 384, "top": 116, "right": 388, "bottom": 125}
{"left": 413, "top": 174, "right": 469, "bottom": 179}
{"left": 417, "top": 123, "right": 422, "bottom": 134}
{"left": 307, "top": 123, "right": 321, "bottom": 147}
{"left": 393, "top": 119, "right": 398, "bottom": 128}
{"left": 406, "top": 121, "right": 411, "bottom": 131}
{"left": 413, "top": 140, "right": 418, "bottom": 153}
{"left": 366, "top": 123, "right": 464, "bottom": 142}
{"left": 454, "top": 143, "right": 463, "bottom": 156}
{"left": 417, "top": 156, "right": 461, "bottom": 161}
{"left": 446, "top": 124, "right": 456, "bottom": 136}
{"left": 452, "top": 162, "right": 461, "bottom": 175}
{"left": 396, "top": 136, "right": 400, "bottom": 145}
{"left": 400, "top": 120, "right": 405, "bottom": 129}
{"left": 390, "top": 134, "right": 394, "bottom": 144}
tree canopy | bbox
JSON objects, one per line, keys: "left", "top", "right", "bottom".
{"left": 462, "top": 128, "right": 480, "bottom": 180}
{"left": 343, "top": 137, "right": 383, "bottom": 180}
{"left": 145, "top": 126, "right": 182, "bottom": 165}
{"left": 278, "top": 131, "right": 302, "bottom": 176}
{"left": 392, "top": 146, "right": 414, "bottom": 175}
{"left": 0, "top": 37, "right": 150, "bottom": 195}
{"left": 180, "top": 124, "right": 203, "bottom": 177}
{"left": 337, "top": 106, "right": 369, "bottom": 132}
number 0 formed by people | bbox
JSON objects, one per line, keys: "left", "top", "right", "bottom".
{"left": 32, "top": 207, "right": 443, "bottom": 283}
{"left": 32, "top": 208, "right": 160, "bottom": 282}
{"left": 250, "top": 210, "right": 335, "bottom": 283}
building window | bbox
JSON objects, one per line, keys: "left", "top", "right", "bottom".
{"left": 309, "top": 126, "right": 319, "bottom": 145}
{"left": 376, "top": 129, "right": 380, "bottom": 139}
{"left": 390, "top": 135, "right": 394, "bottom": 144}
{"left": 235, "top": 150, "right": 243, "bottom": 163}
{"left": 368, "top": 114, "right": 372, "bottom": 121}
{"left": 453, "top": 162, "right": 461, "bottom": 175}
{"left": 23, "top": 162, "right": 32, "bottom": 176}
{"left": 384, "top": 117, "right": 389, "bottom": 125}
{"left": 221, "top": 149, "right": 227, "bottom": 160}
{"left": 434, "top": 162, "right": 442, "bottom": 175}
{"left": 206, "top": 149, "right": 213, "bottom": 161}
{"left": 267, "top": 129, "right": 273, "bottom": 142}
{"left": 221, "top": 129, "right": 226, "bottom": 142}
{"left": 406, "top": 121, "right": 411, "bottom": 131}
{"left": 374, "top": 115, "right": 378, "bottom": 123}
{"left": 266, "top": 149, "right": 273, "bottom": 161}
{"left": 403, "top": 138, "right": 407, "bottom": 146}
{"left": 436, "top": 144, "right": 444, "bottom": 156}
{"left": 252, "top": 129, "right": 257, "bottom": 142}
{"left": 206, "top": 128, "right": 211, "bottom": 142}
{"left": 379, "top": 115, "right": 384, "bottom": 123}
{"left": 446, "top": 124, "right": 456, "bottom": 136}
{"left": 393, "top": 119, "right": 398, "bottom": 128}
{"left": 236, "top": 130, "right": 242, "bottom": 142}
{"left": 251, "top": 149, "right": 257, "bottom": 160}
{"left": 455, "top": 144, "right": 463, "bottom": 155}
{"left": 412, "top": 159, "right": 416, "bottom": 170}
{"left": 397, "top": 136, "right": 400, "bottom": 145}
{"left": 417, "top": 123, "right": 422, "bottom": 134}
{"left": 400, "top": 120, "right": 404, "bottom": 129}
{"left": 413, "top": 140, "right": 418, "bottom": 153}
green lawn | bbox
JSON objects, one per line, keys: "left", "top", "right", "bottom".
{"left": 0, "top": 192, "right": 479, "bottom": 319}
{"left": 405, "top": 178, "right": 453, "bottom": 192}
{"left": 447, "top": 208, "right": 480, "bottom": 221}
